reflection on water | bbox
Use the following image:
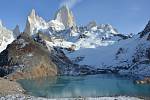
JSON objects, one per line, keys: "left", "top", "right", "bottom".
{"left": 18, "top": 74, "right": 150, "bottom": 98}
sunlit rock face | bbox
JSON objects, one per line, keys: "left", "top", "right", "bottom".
{"left": 54, "top": 6, "right": 76, "bottom": 29}
{"left": 24, "top": 9, "right": 48, "bottom": 35}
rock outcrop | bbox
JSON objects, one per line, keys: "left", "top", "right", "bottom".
{"left": 54, "top": 6, "right": 76, "bottom": 29}
{"left": 0, "top": 32, "right": 58, "bottom": 80}
{"left": 13, "top": 25, "right": 20, "bottom": 38}
{"left": 140, "top": 20, "right": 150, "bottom": 39}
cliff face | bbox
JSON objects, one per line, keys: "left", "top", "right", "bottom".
{"left": 140, "top": 21, "right": 150, "bottom": 40}
{"left": 54, "top": 6, "right": 76, "bottom": 29}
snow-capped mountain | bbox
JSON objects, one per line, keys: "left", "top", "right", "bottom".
{"left": 0, "top": 5, "right": 150, "bottom": 79}
{"left": 23, "top": 6, "right": 128, "bottom": 50}
{"left": 24, "top": 9, "right": 48, "bottom": 35}
{"left": 0, "top": 20, "right": 14, "bottom": 52}
{"left": 24, "top": 6, "right": 76, "bottom": 36}
{"left": 26, "top": 6, "right": 149, "bottom": 77}
{"left": 65, "top": 21, "right": 150, "bottom": 77}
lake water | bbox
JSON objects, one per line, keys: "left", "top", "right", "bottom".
{"left": 18, "top": 74, "right": 150, "bottom": 98}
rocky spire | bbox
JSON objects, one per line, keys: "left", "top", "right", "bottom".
{"left": 87, "top": 21, "right": 97, "bottom": 29}
{"left": 54, "top": 5, "right": 76, "bottom": 29}
{"left": 140, "top": 20, "right": 150, "bottom": 38}
{"left": 13, "top": 25, "right": 20, "bottom": 38}
{"left": 30, "top": 9, "right": 36, "bottom": 18}
{"left": 143, "top": 20, "right": 150, "bottom": 33}
{"left": 24, "top": 9, "right": 48, "bottom": 35}
{"left": 24, "top": 9, "right": 36, "bottom": 34}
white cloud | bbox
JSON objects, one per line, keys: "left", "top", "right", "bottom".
{"left": 60, "top": 0, "right": 82, "bottom": 8}
{"left": 131, "top": 7, "right": 141, "bottom": 12}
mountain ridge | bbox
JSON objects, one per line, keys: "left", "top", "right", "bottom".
{"left": 0, "top": 6, "right": 150, "bottom": 81}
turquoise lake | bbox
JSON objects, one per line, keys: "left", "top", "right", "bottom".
{"left": 18, "top": 74, "right": 150, "bottom": 98}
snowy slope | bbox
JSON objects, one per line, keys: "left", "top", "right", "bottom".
{"left": 44, "top": 23, "right": 127, "bottom": 50}
{"left": 0, "top": 21, "right": 14, "bottom": 52}
{"left": 65, "top": 24, "right": 150, "bottom": 76}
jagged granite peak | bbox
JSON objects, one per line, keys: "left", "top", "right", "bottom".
{"left": 98, "top": 24, "right": 119, "bottom": 34}
{"left": 143, "top": 20, "right": 150, "bottom": 33}
{"left": 13, "top": 25, "right": 20, "bottom": 38}
{"left": 87, "top": 21, "right": 97, "bottom": 29}
{"left": 140, "top": 20, "right": 150, "bottom": 39}
{"left": 30, "top": 9, "right": 36, "bottom": 18}
{"left": 54, "top": 5, "right": 76, "bottom": 29}
{"left": 24, "top": 9, "right": 48, "bottom": 35}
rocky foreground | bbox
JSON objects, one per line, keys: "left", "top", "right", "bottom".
{"left": 0, "top": 94, "right": 144, "bottom": 100}
{"left": 0, "top": 78, "right": 24, "bottom": 96}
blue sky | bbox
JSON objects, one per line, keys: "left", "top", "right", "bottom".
{"left": 0, "top": 0, "right": 150, "bottom": 34}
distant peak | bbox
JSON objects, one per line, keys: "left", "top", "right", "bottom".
{"left": 60, "top": 5, "right": 69, "bottom": 10}
{"left": 0, "top": 20, "right": 3, "bottom": 27}
{"left": 13, "top": 25, "right": 20, "bottom": 38}
{"left": 143, "top": 20, "right": 150, "bottom": 31}
{"left": 29, "top": 9, "right": 36, "bottom": 18}
{"left": 140, "top": 20, "right": 150, "bottom": 38}
{"left": 55, "top": 5, "right": 76, "bottom": 29}
{"left": 14, "top": 25, "right": 20, "bottom": 31}
{"left": 87, "top": 21, "right": 97, "bottom": 29}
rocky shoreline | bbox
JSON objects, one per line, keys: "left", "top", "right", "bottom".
{"left": 0, "top": 78, "right": 24, "bottom": 96}
{"left": 0, "top": 94, "right": 145, "bottom": 100}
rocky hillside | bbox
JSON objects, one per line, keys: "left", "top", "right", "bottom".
{"left": 0, "top": 32, "right": 99, "bottom": 80}
{"left": 0, "top": 33, "right": 58, "bottom": 80}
